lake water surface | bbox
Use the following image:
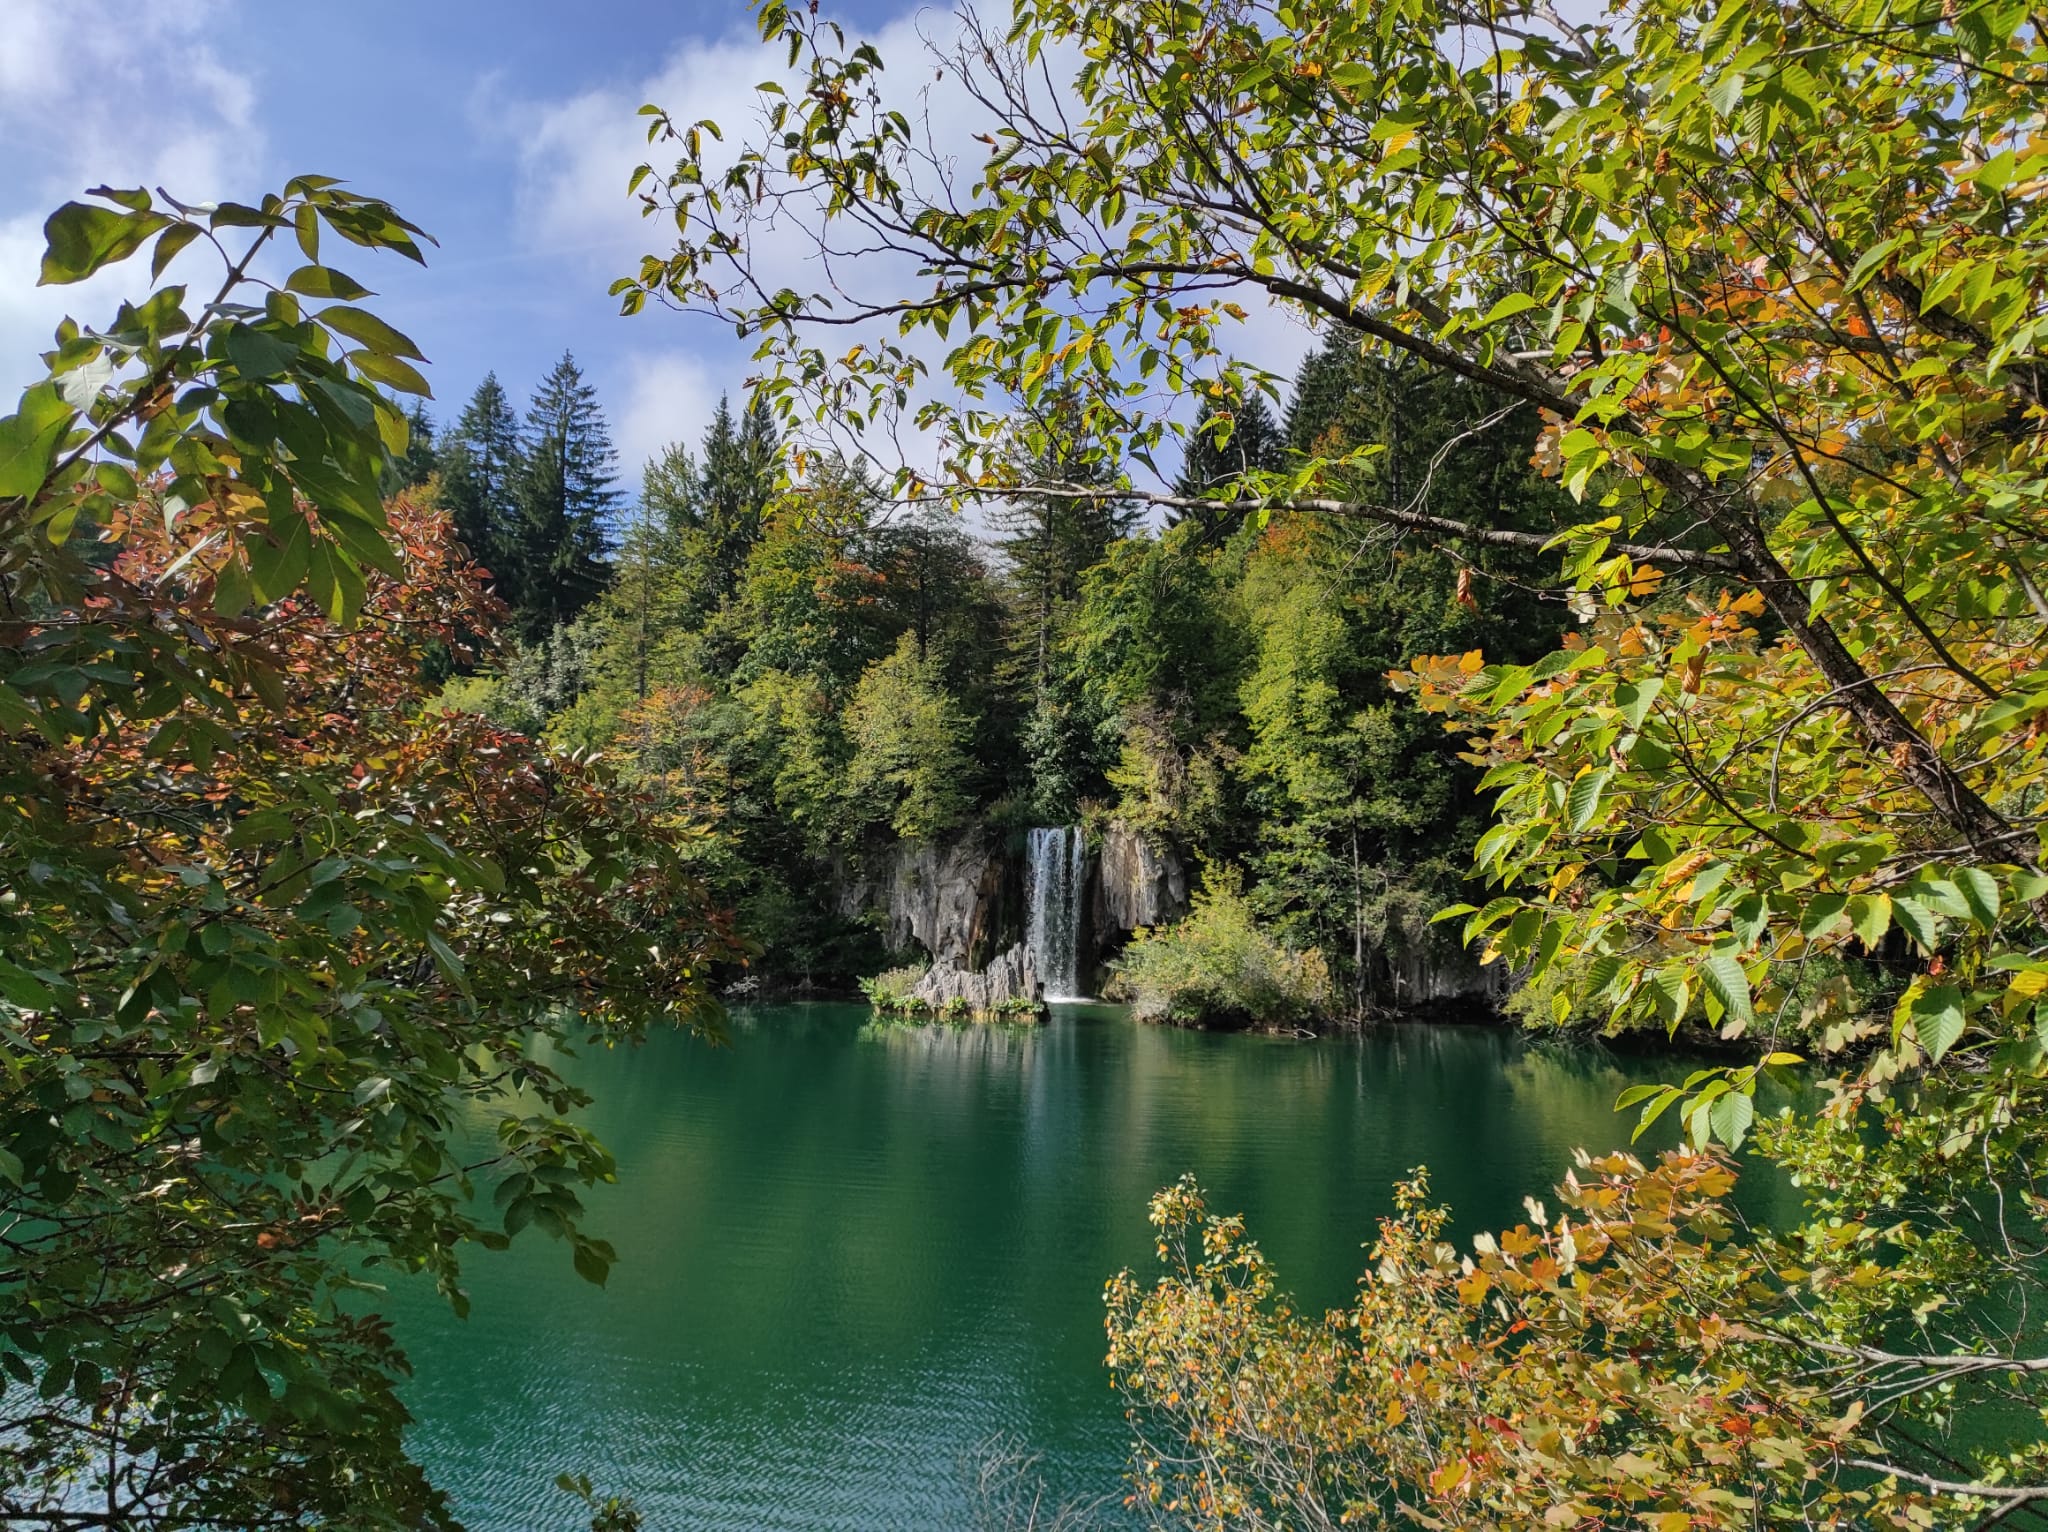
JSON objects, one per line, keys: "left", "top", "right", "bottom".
{"left": 390, "top": 1002, "right": 1751, "bottom": 1529}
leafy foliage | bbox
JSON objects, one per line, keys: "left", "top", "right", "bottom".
{"left": 0, "top": 182, "right": 735, "bottom": 1525}
{"left": 1107, "top": 875, "right": 1332, "bottom": 1028}
{"left": 1106, "top": 1160, "right": 1939, "bottom": 1530}
{"left": 616, "top": 0, "right": 2048, "bottom": 1512}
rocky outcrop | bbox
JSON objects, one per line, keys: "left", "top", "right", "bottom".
{"left": 1093, "top": 824, "right": 1188, "bottom": 937}
{"left": 908, "top": 943, "right": 1043, "bottom": 1018}
{"left": 884, "top": 835, "right": 1011, "bottom": 966}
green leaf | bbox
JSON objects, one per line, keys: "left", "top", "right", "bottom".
{"left": 1616, "top": 678, "right": 1661, "bottom": 728}
{"left": 350, "top": 352, "right": 432, "bottom": 398}
{"left": 1566, "top": 768, "right": 1611, "bottom": 833}
{"left": 1632, "top": 1084, "right": 1681, "bottom": 1140}
{"left": 572, "top": 1241, "right": 612, "bottom": 1287}
{"left": 284, "top": 266, "right": 373, "bottom": 301}
{"left": 1912, "top": 984, "right": 1966, "bottom": 1062}
{"left": 1799, "top": 893, "right": 1847, "bottom": 939}
{"left": 1892, "top": 896, "right": 1942, "bottom": 951}
{"left": 1847, "top": 893, "right": 1891, "bottom": 948}
{"left": 1482, "top": 292, "right": 1540, "bottom": 326}
{"left": 1953, "top": 867, "right": 2000, "bottom": 928}
{"left": 318, "top": 305, "right": 426, "bottom": 361}
{"left": 1708, "top": 1088, "right": 1754, "bottom": 1150}
{"left": 0, "top": 384, "right": 77, "bottom": 500}
{"left": 39, "top": 202, "right": 170, "bottom": 285}
{"left": 151, "top": 222, "right": 202, "bottom": 281}
{"left": 1707, "top": 68, "right": 1747, "bottom": 119}
{"left": 1730, "top": 893, "right": 1768, "bottom": 945}
{"left": 1843, "top": 234, "right": 1903, "bottom": 292}
{"left": 1649, "top": 966, "right": 1689, "bottom": 1025}
{"left": 1701, "top": 952, "right": 1753, "bottom": 1026}
{"left": 248, "top": 508, "right": 313, "bottom": 603}
{"left": 223, "top": 325, "right": 301, "bottom": 382}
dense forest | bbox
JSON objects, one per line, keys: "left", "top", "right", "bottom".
{"left": 410, "top": 341, "right": 1574, "bottom": 1019}
{"left": 4, "top": 0, "right": 2048, "bottom": 1524}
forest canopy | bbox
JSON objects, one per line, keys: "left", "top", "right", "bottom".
{"left": 603, "top": 0, "right": 2048, "bottom": 1521}
{"left": 0, "top": 0, "right": 2046, "bottom": 1519}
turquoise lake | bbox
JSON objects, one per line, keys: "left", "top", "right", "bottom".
{"left": 388, "top": 1002, "right": 1759, "bottom": 1529}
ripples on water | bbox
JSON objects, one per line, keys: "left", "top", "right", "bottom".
{"left": 389, "top": 1004, "right": 1779, "bottom": 1530}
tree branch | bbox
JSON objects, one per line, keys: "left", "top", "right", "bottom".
{"left": 953, "top": 483, "right": 1742, "bottom": 572}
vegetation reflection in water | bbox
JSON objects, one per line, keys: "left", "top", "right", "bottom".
{"left": 388, "top": 1005, "right": 1782, "bottom": 1530}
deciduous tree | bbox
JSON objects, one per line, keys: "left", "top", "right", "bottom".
{"left": 0, "top": 181, "right": 734, "bottom": 1526}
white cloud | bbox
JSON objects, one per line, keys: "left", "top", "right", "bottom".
{"left": 608, "top": 349, "right": 720, "bottom": 482}
{"left": 492, "top": 9, "right": 1041, "bottom": 484}
{"left": 0, "top": 0, "right": 267, "bottom": 403}
{"left": 496, "top": 5, "right": 1320, "bottom": 496}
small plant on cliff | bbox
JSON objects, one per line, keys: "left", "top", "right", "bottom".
{"left": 1107, "top": 873, "right": 1331, "bottom": 1028}
{"left": 858, "top": 964, "right": 929, "bottom": 1015}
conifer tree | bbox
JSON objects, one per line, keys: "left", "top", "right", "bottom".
{"left": 695, "top": 393, "right": 781, "bottom": 600}
{"left": 991, "top": 399, "right": 1135, "bottom": 695}
{"left": 382, "top": 398, "right": 438, "bottom": 494}
{"left": 511, "top": 352, "right": 619, "bottom": 641}
{"left": 1170, "top": 385, "right": 1284, "bottom": 543}
{"left": 438, "top": 373, "right": 524, "bottom": 591}
{"left": 642, "top": 439, "right": 700, "bottom": 543}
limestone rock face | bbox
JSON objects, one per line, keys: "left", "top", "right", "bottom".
{"left": 886, "top": 836, "right": 1006, "bottom": 965}
{"left": 909, "top": 942, "right": 1043, "bottom": 1017}
{"left": 1094, "top": 824, "right": 1189, "bottom": 937}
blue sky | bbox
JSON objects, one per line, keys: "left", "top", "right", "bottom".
{"left": 0, "top": 0, "right": 1316, "bottom": 498}
{"left": 0, "top": 0, "right": 909, "bottom": 484}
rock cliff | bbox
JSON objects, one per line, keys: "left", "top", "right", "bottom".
{"left": 882, "top": 834, "right": 1015, "bottom": 966}
{"left": 1093, "top": 824, "right": 1188, "bottom": 936}
{"left": 907, "top": 942, "right": 1042, "bottom": 1017}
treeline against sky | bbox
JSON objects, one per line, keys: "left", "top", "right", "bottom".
{"left": 410, "top": 339, "right": 1575, "bottom": 1006}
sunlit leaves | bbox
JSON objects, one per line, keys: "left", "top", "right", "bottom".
{"left": 0, "top": 179, "right": 736, "bottom": 1522}
{"left": 1106, "top": 1154, "right": 1909, "bottom": 1528}
{"left": 0, "top": 383, "right": 74, "bottom": 500}
{"left": 38, "top": 197, "right": 171, "bottom": 285}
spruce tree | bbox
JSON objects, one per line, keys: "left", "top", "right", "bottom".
{"left": 511, "top": 352, "right": 619, "bottom": 641}
{"left": 438, "top": 374, "right": 524, "bottom": 591}
{"left": 695, "top": 393, "right": 781, "bottom": 600}
{"left": 991, "top": 396, "right": 1135, "bottom": 694}
{"left": 1170, "top": 386, "right": 1284, "bottom": 543}
{"left": 381, "top": 398, "right": 438, "bottom": 494}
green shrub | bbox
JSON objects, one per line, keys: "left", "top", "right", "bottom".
{"left": 1107, "top": 874, "right": 1332, "bottom": 1028}
{"left": 858, "top": 964, "right": 928, "bottom": 1015}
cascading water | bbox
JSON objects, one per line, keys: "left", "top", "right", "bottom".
{"left": 1025, "top": 826, "right": 1088, "bottom": 1001}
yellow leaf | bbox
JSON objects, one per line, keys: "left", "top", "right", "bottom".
{"left": 1429, "top": 1459, "right": 1469, "bottom": 1495}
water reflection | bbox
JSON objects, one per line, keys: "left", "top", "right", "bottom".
{"left": 390, "top": 1004, "right": 1788, "bottom": 1530}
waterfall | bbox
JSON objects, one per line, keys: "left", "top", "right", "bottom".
{"left": 1025, "top": 826, "right": 1088, "bottom": 1001}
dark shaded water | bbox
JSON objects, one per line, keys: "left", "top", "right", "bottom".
{"left": 389, "top": 1003, "right": 1774, "bottom": 1529}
